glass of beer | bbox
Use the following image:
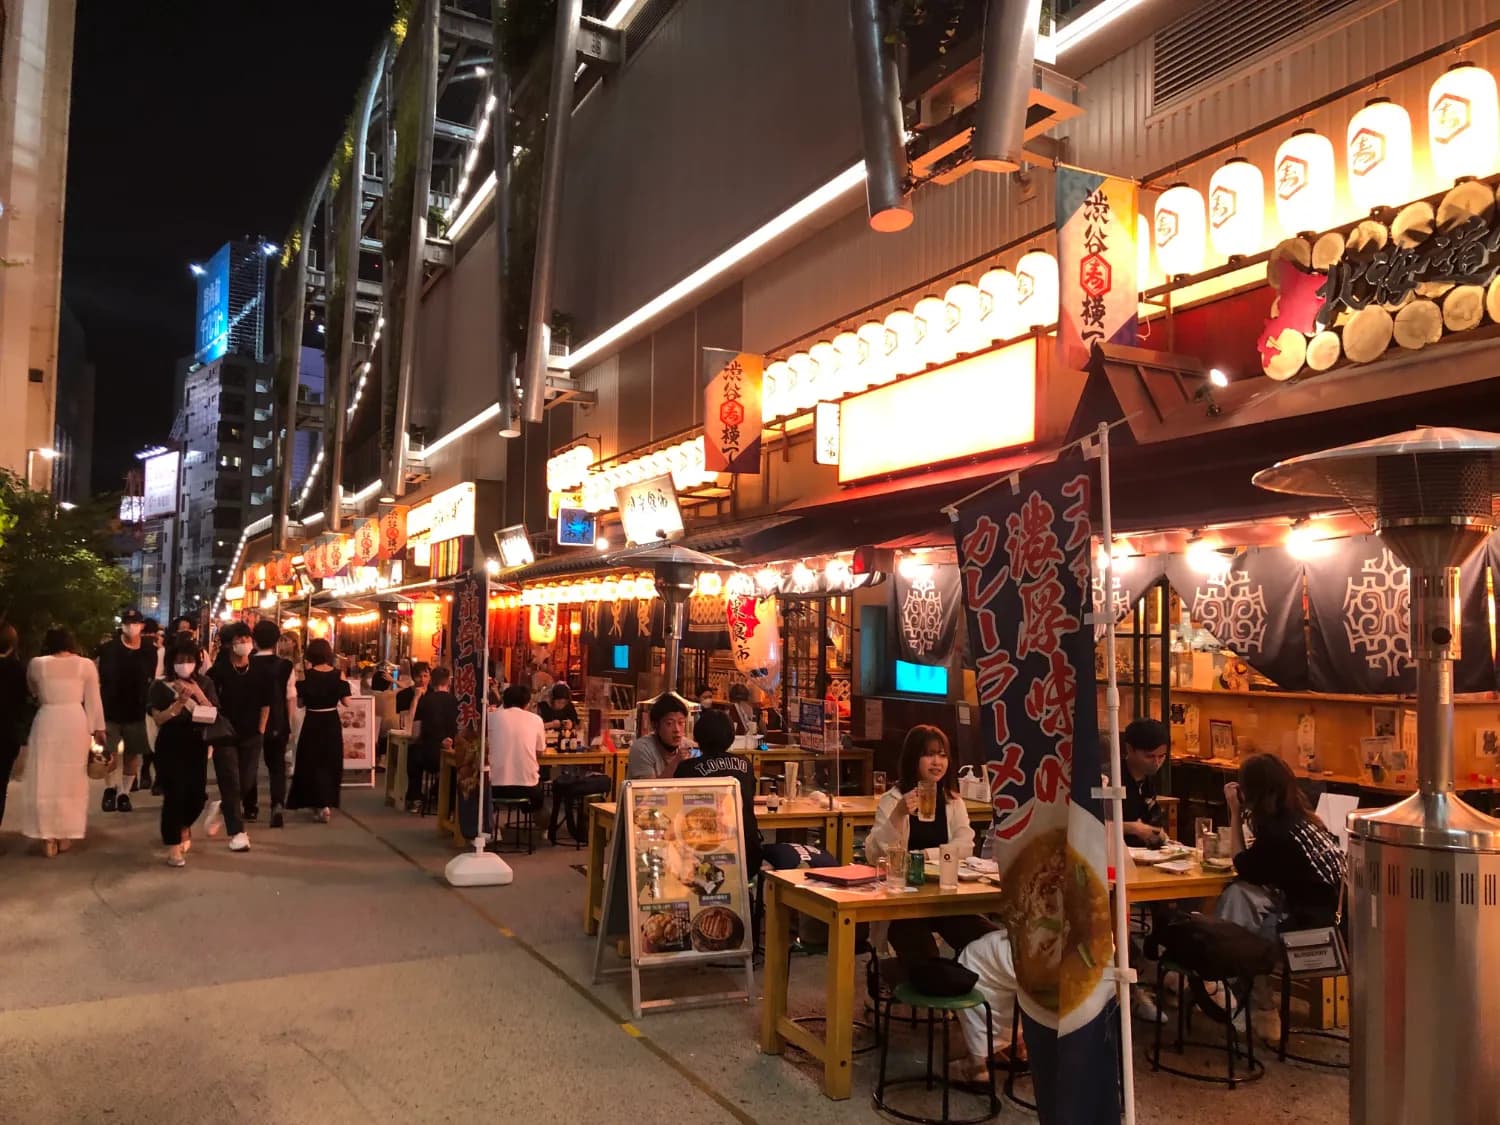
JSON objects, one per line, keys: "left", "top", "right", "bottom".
{"left": 917, "top": 780, "right": 938, "bottom": 822}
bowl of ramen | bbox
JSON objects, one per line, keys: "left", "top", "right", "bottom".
{"left": 690, "top": 906, "right": 745, "bottom": 952}
{"left": 1000, "top": 828, "right": 1112, "bottom": 1025}
{"left": 633, "top": 805, "right": 671, "bottom": 833}
{"left": 641, "top": 910, "right": 692, "bottom": 953}
{"left": 674, "top": 805, "right": 730, "bottom": 855}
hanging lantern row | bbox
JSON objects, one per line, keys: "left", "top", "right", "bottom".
{"left": 547, "top": 443, "right": 595, "bottom": 494}
{"left": 519, "top": 573, "right": 663, "bottom": 606}
{"left": 761, "top": 249, "right": 1059, "bottom": 423}
{"left": 726, "top": 556, "right": 872, "bottom": 598}
{"left": 578, "top": 435, "right": 718, "bottom": 513}
{"left": 1154, "top": 62, "right": 1500, "bottom": 271}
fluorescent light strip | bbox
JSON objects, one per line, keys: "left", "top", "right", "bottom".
{"left": 417, "top": 402, "right": 503, "bottom": 459}
{"left": 1050, "top": 0, "right": 1142, "bottom": 52}
{"left": 351, "top": 478, "right": 383, "bottom": 503}
{"left": 447, "top": 172, "right": 497, "bottom": 241}
{"left": 558, "top": 162, "right": 867, "bottom": 371}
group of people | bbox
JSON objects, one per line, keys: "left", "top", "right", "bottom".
{"left": 0, "top": 611, "right": 359, "bottom": 866}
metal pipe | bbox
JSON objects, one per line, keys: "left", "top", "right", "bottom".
{"left": 490, "top": 0, "right": 520, "bottom": 438}
{"left": 330, "top": 46, "right": 387, "bottom": 530}
{"left": 275, "top": 177, "right": 328, "bottom": 549}
{"left": 664, "top": 597, "right": 687, "bottom": 695}
{"left": 388, "top": 0, "right": 440, "bottom": 499}
{"left": 1412, "top": 568, "right": 1458, "bottom": 797}
{"left": 379, "top": 54, "right": 396, "bottom": 488}
{"left": 972, "top": 0, "right": 1042, "bottom": 172}
{"left": 848, "top": 0, "right": 911, "bottom": 233}
{"left": 518, "top": 0, "right": 583, "bottom": 425}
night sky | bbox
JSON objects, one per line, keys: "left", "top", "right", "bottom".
{"left": 64, "top": 0, "right": 391, "bottom": 494}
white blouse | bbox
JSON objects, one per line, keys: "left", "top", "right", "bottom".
{"left": 863, "top": 787, "right": 975, "bottom": 866}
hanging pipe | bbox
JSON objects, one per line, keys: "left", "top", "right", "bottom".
{"left": 848, "top": 0, "right": 912, "bottom": 232}
{"left": 972, "top": 0, "right": 1042, "bottom": 172}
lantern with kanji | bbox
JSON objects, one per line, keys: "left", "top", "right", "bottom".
{"left": 529, "top": 604, "right": 558, "bottom": 645}
{"left": 726, "top": 592, "right": 781, "bottom": 692}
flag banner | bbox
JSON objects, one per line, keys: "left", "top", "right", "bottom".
{"left": 449, "top": 572, "right": 491, "bottom": 840}
{"left": 702, "top": 348, "right": 763, "bottom": 474}
{"left": 894, "top": 562, "right": 962, "bottom": 664}
{"left": 1309, "top": 534, "right": 1492, "bottom": 695}
{"left": 379, "top": 505, "right": 409, "bottom": 559}
{"left": 1164, "top": 547, "right": 1309, "bottom": 690}
{"left": 952, "top": 460, "right": 1117, "bottom": 1124}
{"left": 352, "top": 518, "right": 381, "bottom": 565}
{"left": 1090, "top": 551, "right": 1166, "bottom": 640}
{"left": 1056, "top": 167, "right": 1138, "bottom": 371}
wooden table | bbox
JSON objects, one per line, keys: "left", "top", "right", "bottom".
{"left": 747, "top": 747, "right": 875, "bottom": 795}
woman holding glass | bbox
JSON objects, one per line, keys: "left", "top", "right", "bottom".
{"left": 864, "top": 724, "right": 993, "bottom": 964}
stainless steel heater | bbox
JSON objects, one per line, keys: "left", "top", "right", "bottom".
{"left": 1254, "top": 427, "right": 1500, "bottom": 1125}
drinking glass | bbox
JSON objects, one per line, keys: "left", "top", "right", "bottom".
{"left": 917, "top": 780, "right": 938, "bottom": 822}
{"left": 886, "top": 849, "right": 908, "bottom": 883}
{"left": 1194, "top": 817, "right": 1214, "bottom": 853}
{"left": 875, "top": 857, "right": 889, "bottom": 886}
{"left": 873, "top": 771, "right": 888, "bottom": 797}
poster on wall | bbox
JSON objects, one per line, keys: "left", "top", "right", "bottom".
{"left": 339, "top": 695, "right": 378, "bottom": 784}
{"left": 593, "top": 778, "right": 755, "bottom": 1019}
{"left": 701, "top": 348, "right": 763, "bottom": 475}
{"left": 1056, "top": 166, "right": 1139, "bottom": 371}
{"left": 449, "top": 572, "right": 491, "bottom": 840}
{"left": 894, "top": 562, "right": 961, "bottom": 664}
{"left": 951, "top": 458, "right": 1116, "bottom": 1123}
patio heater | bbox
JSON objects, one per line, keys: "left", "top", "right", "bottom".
{"left": 1253, "top": 427, "right": 1500, "bottom": 1125}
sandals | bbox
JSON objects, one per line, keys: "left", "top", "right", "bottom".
{"left": 43, "top": 840, "right": 59, "bottom": 858}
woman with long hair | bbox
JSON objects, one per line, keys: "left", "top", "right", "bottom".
{"left": 288, "top": 637, "right": 349, "bottom": 822}
{"left": 18, "top": 626, "right": 105, "bottom": 857}
{"left": 150, "top": 636, "right": 219, "bottom": 867}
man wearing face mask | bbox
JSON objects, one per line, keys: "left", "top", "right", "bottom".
{"left": 205, "top": 622, "right": 273, "bottom": 852}
{"left": 98, "top": 609, "right": 158, "bottom": 812}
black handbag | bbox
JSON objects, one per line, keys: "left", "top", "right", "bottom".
{"left": 202, "top": 712, "right": 238, "bottom": 747}
{"left": 909, "top": 957, "right": 979, "bottom": 998}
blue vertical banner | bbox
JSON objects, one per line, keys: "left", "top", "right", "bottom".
{"left": 196, "top": 243, "right": 231, "bottom": 363}
{"left": 450, "top": 572, "right": 490, "bottom": 840}
{"left": 1056, "top": 167, "right": 1138, "bottom": 371}
{"left": 951, "top": 460, "right": 1118, "bottom": 1124}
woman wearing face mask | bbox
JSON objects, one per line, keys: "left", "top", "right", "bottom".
{"left": 149, "top": 637, "right": 219, "bottom": 867}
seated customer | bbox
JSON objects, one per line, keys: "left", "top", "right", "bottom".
{"left": 674, "top": 709, "right": 759, "bottom": 871}
{"left": 626, "top": 693, "right": 693, "bottom": 779}
{"left": 1120, "top": 717, "right": 1170, "bottom": 847}
{"left": 396, "top": 662, "right": 430, "bottom": 729}
{"left": 537, "top": 682, "right": 579, "bottom": 730}
{"left": 405, "top": 667, "right": 457, "bottom": 813}
{"left": 727, "top": 682, "right": 758, "bottom": 735}
{"left": 487, "top": 683, "right": 545, "bottom": 809}
{"left": 865, "top": 725, "right": 993, "bottom": 966}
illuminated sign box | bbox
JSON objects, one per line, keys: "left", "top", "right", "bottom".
{"left": 837, "top": 337, "right": 1037, "bottom": 483}
{"left": 142, "top": 451, "right": 181, "bottom": 519}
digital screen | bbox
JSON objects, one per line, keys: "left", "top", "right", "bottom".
{"left": 611, "top": 644, "right": 629, "bottom": 670}
{"left": 556, "top": 507, "right": 597, "bottom": 547}
{"left": 196, "top": 243, "right": 231, "bottom": 364}
{"left": 141, "top": 451, "right": 180, "bottom": 520}
{"left": 895, "top": 660, "right": 949, "bottom": 697}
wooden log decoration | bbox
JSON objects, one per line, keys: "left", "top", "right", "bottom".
{"left": 1343, "top": 306, "right": 1394, "bottom": 363}
{"left": 1268, "top": 237, "right": 1312, "bottom": 280}
{"left": 1263, "top": 327, "right": 1307, "bottom": 381}
{"left": 1391, "top": 201, "right": 1435, "bottom": 248}
{"left": 1393, "top": 298, "right": 1443, "bottom": 350}
{"left": 1443, "top": 285, "right": 1485, "bottom": 333}
{"left": 1439, "top": 181, "right": 1495, "bottom": 226}
{"left": 1305, "top": 330, "right": 1342, "bottom": 372}
{"left": 1382, "top": 288, "right": 1415, "bottom": 313}
{"left": 1486, "top": 277, "right": 1500, "bottom": 324}
{"left": 1346, "top": 219, "right": 1389, "bottom": 253}
{"left": 1312, "top": 232, "right": 1346, "bottom": 270}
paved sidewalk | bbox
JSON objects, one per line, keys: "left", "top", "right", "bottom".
{"left": 0, "top": 777, "right": 1349, "bottom": 1124}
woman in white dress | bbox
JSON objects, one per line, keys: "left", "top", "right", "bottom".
{"left": 20, "top": 627, "right": 105, "bottom": 856}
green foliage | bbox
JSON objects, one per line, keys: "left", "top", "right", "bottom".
{"left": 0, "top": 472, "right": 133, "bottom": 657}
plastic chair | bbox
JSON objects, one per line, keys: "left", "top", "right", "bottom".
{"left": 875, "top": 982, "right": 1001, "bottom": 1124}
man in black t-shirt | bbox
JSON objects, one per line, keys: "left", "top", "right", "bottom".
{"left": 673, "top": 709, "right": 760, "bottom": 872}
{"left": 396, "top": 662, "right": 431, "bottom": 727}
{"left": 251, "top": 619, "right": 295, "bottom": 828}
{"left": 1121, "top": 717, "right": 1169, "bottom": 848}
{"left": 97, "top": 609, "right": 159, "bottom": 813}
{"left": 408, "top": 667, "right": 459, "bottom": 812}
{"left": 207, "top": 622, "right": 274, "bottom": 851}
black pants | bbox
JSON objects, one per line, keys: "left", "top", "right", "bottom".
{"left": 261, "top": 733, "right": 288, "bottom": 811}
{"left": 211, "top": 733, "right": 261, "bottom": 835}
{"left": 0, "top": 739, "right": 19, "bottom": 827}
{"left": 158, "top": 734, "right": 209, "bottom": 846}
{"left": 406, "top": 743, "right": 439, "bottom": 806}
{"left": 548, "top": 773, "right": 612, "bottom": 841}
{"left": 888, "top": 914, "right": 999, "bottom": 966}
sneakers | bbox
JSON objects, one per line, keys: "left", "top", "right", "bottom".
{"left": 101, "top": 788, "right": 117, "bottom": 812}
{"left": 316, "top": 808, "right": 331, "bottom": 824}
{"left": 166, "top": 851, "right": 186, "bottom": 867}
{"left": 243, "top": 806, "right": 259, "bottom": 823}
{"left": 204, "top": 800, "right": 225, "bottom": 837}
{"left": 269, "top": 806, "right": 285, "bottom": 829}
{"left": 116, "top": 793, "right": 133, "bottom": 813}
{"left": 228, "top": 832, "right": 251, "bottom": 853}
{"left": 1132, "top": 989, "right": 1167, "bottom": 1023}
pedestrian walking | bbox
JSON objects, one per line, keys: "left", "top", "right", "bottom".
{"left": 18, "top": 627, "right": 105, "bottom": 857}
{"left": 206, "top": 622, "right": 271, "bottom": 852}
{"left": 288, "top": 638, "right": 349, "bottom": 822}
{"left": 0, "top": 622, "right": 29, "bottom": 832}
{"left": 97, "top": 608, "right": 158, "bottom": 813}
{"left": 150, "top": 636, "right": 218, "bottom": 867}
{"left": 251, "top": 619, "right": 295, "bottom": 829}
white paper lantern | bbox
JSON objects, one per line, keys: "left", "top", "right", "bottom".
{"left": 856, "top": 320, "right": 894, "bottom": 388}
{"left": 884, "top": 308, "right": 924, "bottom": 377}
{"left": 944, "top": 281, "right": 986, "bottom": 356}
{"left": 1429, "top": 62, "right": 1500, "bottom": 184}
{"left": 763, "top": 359, "right": 789, "bottom": 419}
{"left": 1154, "top": 183, "right": 1207, "bottom": 278}
{"left": 786, "top": 351, "right": 819, "bottom": 412}
{"left": 913, "top": 295, "right": 954, "bottom": 367}
{"left": 1136, "top": 211, "right": 1155, "bottom": 287}
{"left": 809, "top": 341, "right": 841, "bottom": 400}
{"left": 1347, "top": 98, "right": 1413, "bottom": 213}
{"left": 1015, "top": 249, "right": 1059, "bottom": 329}
{"left": 1273, "top": 128, "right": 1335, "bottom": 235}
{"left": 833, "top": 331, "right": 866, "bottom": 395}
{"left": 978, "top": 267, "right": 1020, "bottom": 344}
{"left": 1208, "top": 157, "right": 1265, "bottom": 260}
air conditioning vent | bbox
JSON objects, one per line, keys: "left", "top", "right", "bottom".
{"left": 1152, "top": 0, "right": 1364, "bottom": 110}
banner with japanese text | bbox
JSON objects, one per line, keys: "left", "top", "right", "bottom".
{"left": 449, "top": 571, "right": 491, "bottom": 840}
{"left": 952, "top": 459, "right": 1116, "bottom": 1124}
{"left": 702, "top": 348, "right": 763, "bottom": 474}
{"left": 1056, "top": 167, "right": 1138, "bottom": 371}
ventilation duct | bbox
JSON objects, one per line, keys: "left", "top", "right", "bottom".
{"left": 972, "top": 0, "right": 1042, "bottom": 172}
{"left": 848, "top": 0, "right": 911, "bottom": 232}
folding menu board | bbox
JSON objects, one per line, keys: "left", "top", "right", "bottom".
{"left": 339, "top": 696, "right": 378, "bottom": 787}
{"left": 593, "top": 778, "right": 755, "bottom": 1018}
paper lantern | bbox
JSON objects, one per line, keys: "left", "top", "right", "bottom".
{"left": 726, "top": 593, "right": 781, "bottom": 691}
{"left": 1154, "top": 183, "right": 1207, "bottom": 278}
{"left": 762, "top": 359, "right": 789, "bottom": 420}
{"left": 1136, "top": 212, "right": 1155, "bottom": 286}
{"left": 1347, "top": 98, "right": 1413, "bottom": 213}
{"left": 913, "top": 295, "right": 955, "bottom": 368}
{"left": 1429, "top": 62, "right": 1500, "bottom": 184}
{"left": 942, "top": 281, "right": 986, "bottom": 358}
{"left": 831, "top": 330, "right": 867, "bottom": 396}
{"left": 1273, "top": 128, "right": 1335, "bottom": 235}
{"left": 978, "top": 267, "right": 1020, "bottom": 344}
{"left": 809, "top": 340, "right": 841, "bottom": 399}
{"left": 786, "top": 351, "right": 819, "bottom": 412}
{"left": 1208, "top": 157, "right": 1265, "bottom": 260}
{"left": 529, "top": 604, "right": 558, "bottom": 645}
{"left": 884, "top": 308, "right": 924, "bottom": 377}
{"left": 856, "top": 320, "right": 895, "bottom": 388}
{"left": 1014, "top": 249, "right": 1059, "bottom": 329}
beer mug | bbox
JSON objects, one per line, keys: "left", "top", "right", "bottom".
{"left": 917, "top": 780, "right": 938, "bottom": 822}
